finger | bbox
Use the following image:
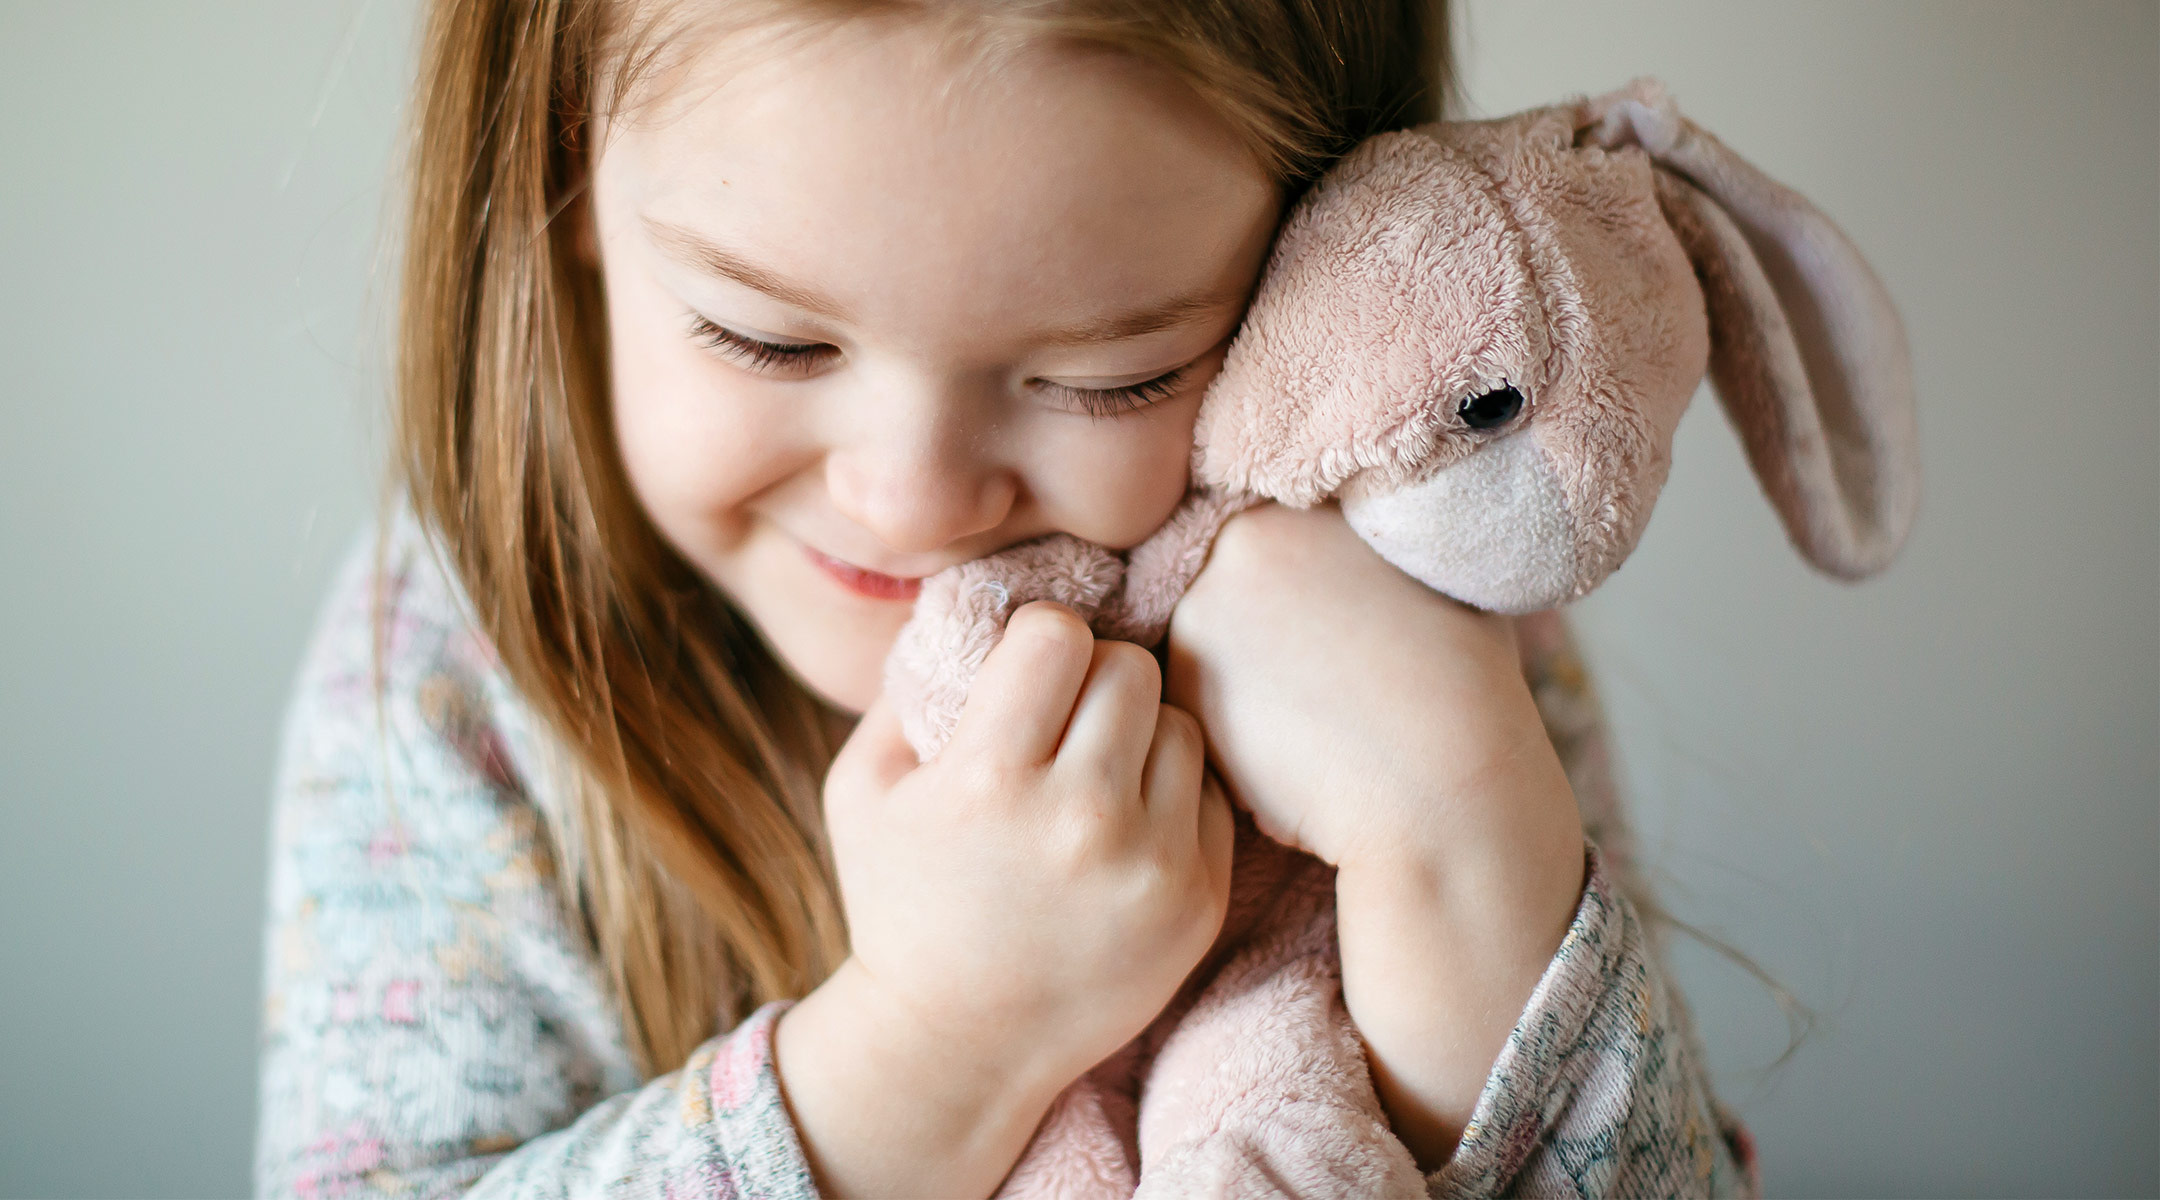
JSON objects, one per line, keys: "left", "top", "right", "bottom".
{"left": 1134, "top": 702, "right": 1204, "bottom": 824}
{"left": 827, "top": 692, "right": 919, "bottom": 803}
{"left": 946, "top": 601, "right": 1096, "bottom": 769}
{"left": 1194, "top": 767, "right": 1236, "bottom": 904}
{"left": 1058, "top": 640, "right": 1165, "bottom": 792}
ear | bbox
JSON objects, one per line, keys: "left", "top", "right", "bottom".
{"left": 1580, "top": 79, "right": 1920, "bottom": 579}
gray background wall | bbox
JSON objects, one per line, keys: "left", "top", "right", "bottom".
{"left": 2, "top": 1, "right": 2152, "bottom": 1196}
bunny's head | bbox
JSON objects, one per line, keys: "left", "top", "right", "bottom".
{"left": 1193, "top": 79, "right": 1919, "bottom": 613}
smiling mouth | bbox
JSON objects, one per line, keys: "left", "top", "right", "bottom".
{"left": 802, "top": 544, "right": 925, "bottom": 602}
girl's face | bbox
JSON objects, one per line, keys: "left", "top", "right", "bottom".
{"left": 588, "top": 16, "right": 1280, "bottom": 713}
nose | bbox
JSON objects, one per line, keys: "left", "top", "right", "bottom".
{"left": 825, "top": 384, "right": 1019, "bottom": 557}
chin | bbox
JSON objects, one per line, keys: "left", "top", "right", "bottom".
{"left": 763, "top": 614, "right": 901, "bottom": 717}
{"left": 705, "top": 523, "right": 917, "bottom": 716}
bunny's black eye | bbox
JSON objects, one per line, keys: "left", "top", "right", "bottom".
{"left": 1458, "top": 384, "right": 1525, "bottom": 431}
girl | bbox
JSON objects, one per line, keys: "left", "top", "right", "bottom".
{"left": 255, "top": 0, "right": 1758, "bottom": 1195}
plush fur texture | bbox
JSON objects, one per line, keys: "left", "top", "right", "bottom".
{"left": 881, "top": 77, "right": 1918, "bottom": 1197}
{"left": 886, "top": 533, "right": 1127, "bottom": 759}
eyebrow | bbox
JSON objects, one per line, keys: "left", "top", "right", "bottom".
{"left": 646, "top": 217, "right": 846, "bottom": 319}
{"left": 642, "top": 215, "right": 1241, "bottom": 345}
{"left": 1032, "top": 290, "right": 1235, "bottom": 347}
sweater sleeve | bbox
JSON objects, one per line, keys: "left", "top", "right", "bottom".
{"left": 1423, "top": 842, "right": 1761, "bottom": 1199}
{"left": 252, "top": 518, "right": 821, "bottom": 1200}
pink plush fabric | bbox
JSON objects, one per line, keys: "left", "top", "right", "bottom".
{"left": 885, "top": 486, "right": 1260, "bottom": 762}
{"left": 882, "top": 78, "right": 1918, "bottom": 1197}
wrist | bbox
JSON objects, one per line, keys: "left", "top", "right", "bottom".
{"left": 774, "top": 958, "right": 1068, "bottom": 1198}
{"left": 1340, "top": 717, "right": 1586, "bottom": 909}
{"left": 783, "top": 957, "right": 1073, "bottom": 1112}
{"left": 1335, "top": 747, "right": 1587, "bottom": 1013}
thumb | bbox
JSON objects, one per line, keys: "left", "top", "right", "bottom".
{"left": 828, "top": 691, "right": 922, "bottom": 800}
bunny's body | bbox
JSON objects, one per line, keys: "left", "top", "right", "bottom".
{"left": 886, "top": 78, "right": 1917, "bottom": 1196}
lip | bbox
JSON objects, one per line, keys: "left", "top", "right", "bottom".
{"left": 802, "top": 543, "right": 926, "bottom": 602}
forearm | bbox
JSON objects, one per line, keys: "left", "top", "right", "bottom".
{"left": 1409, "top": 844, "right": 1764, "bottom": 1198}
{"left": 1334, "top": 740, "right": 1588, "bottom": 1171}
{"left": 774, "top": 958, "right": 1068, "bottom": 1198}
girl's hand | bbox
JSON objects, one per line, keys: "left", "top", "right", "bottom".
{"left": 777, "top": 600, "right": 1235, "bottom": 1198}
{"left": 1162, "top": 499, "right": 1587, "bottom": 1167}
{"left": 1164, "top": 500, "right": 1573, "bottom": 874}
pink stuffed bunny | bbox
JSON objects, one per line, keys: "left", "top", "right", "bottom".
{"left": 883, "top": 78, "right": 1919, "bottom": 1197}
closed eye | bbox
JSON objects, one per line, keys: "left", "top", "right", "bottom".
{"left": 689, "top": 309, "right": 1193, "bottom": 418}
{"left": 1035, "top": 365, "right": 1193, "bottom": 419}
{"left": 687, "top": 314, "right": 837, "bottom": 374}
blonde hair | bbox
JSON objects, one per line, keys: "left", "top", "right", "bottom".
{"left": 387, "top": 0, "right": 1452, "bottom": 1076}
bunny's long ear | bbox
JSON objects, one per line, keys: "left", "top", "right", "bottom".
{"left": 1580, "top": 79, "right": 1919, "bottom": 579}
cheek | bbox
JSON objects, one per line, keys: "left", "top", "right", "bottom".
{"left": 1027, "top": 358, "right": 1215, "bottom": 550}
{"left": 603, "top": 272, "right": 802, "bottom": 555}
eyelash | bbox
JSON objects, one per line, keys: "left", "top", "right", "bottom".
{"left": 688, "top": 314, "right": 836, "bottom": 373}
{"left": 685, "top": 313, "right": 1189, "bottom": 419}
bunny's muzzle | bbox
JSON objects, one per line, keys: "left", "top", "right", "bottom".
{"left": 1338, "top": 427, "right": 1583, "bottom": 614}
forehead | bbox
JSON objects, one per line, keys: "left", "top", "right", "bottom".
{"left": 592, "top": 14, "right": 1278, "bottom": 341}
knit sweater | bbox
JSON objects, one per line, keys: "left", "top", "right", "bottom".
{"left": 254, "top": 505, "right": 1761, "bottom": 1198}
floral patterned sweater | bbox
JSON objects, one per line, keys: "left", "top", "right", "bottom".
{"left": 254, "top": 507, "right": 1761, "bottom": 1198}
